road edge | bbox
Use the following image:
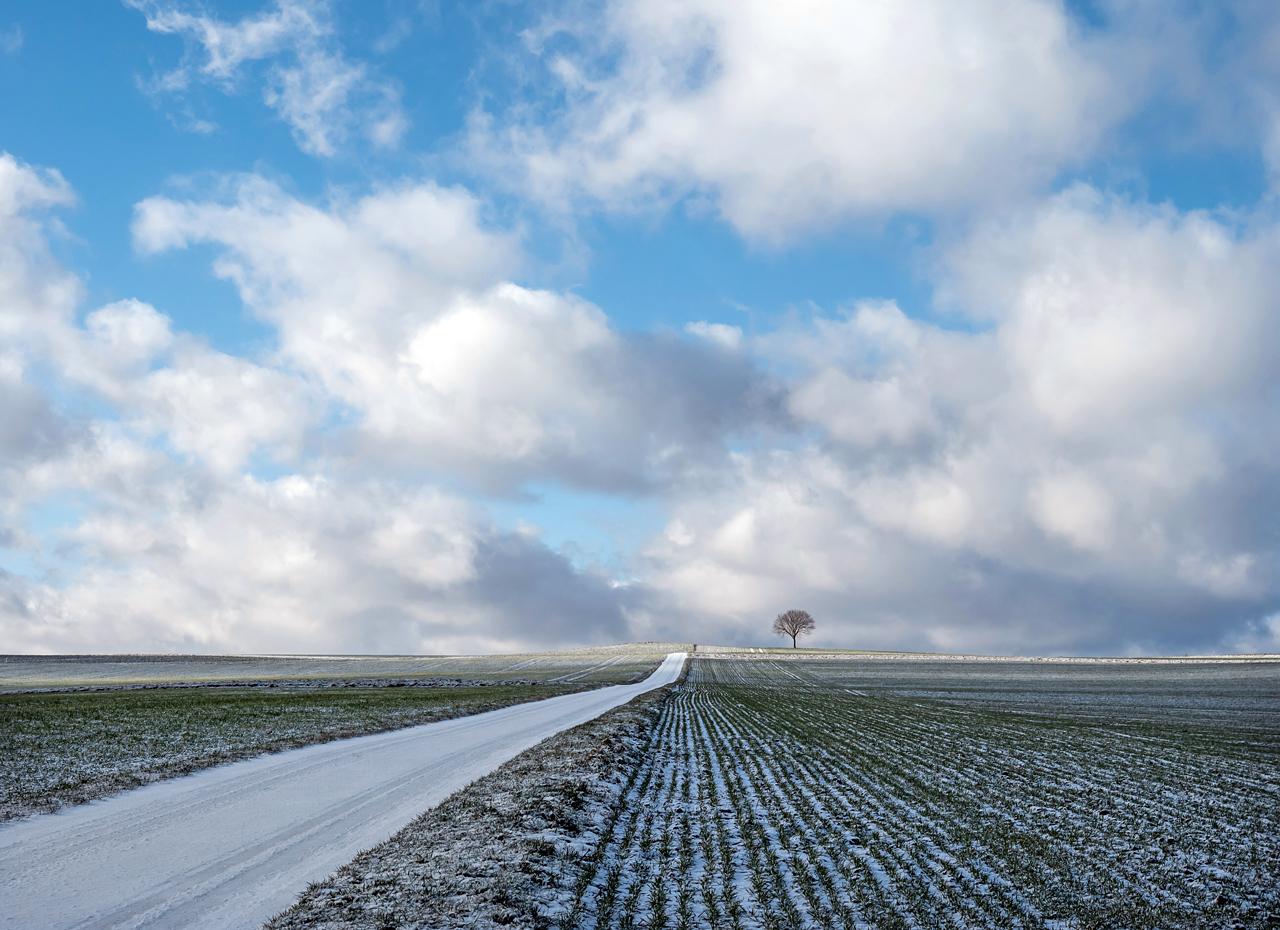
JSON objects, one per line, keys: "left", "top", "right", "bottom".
{"left": 263, "top": 658, "right": 689, "bottom": 929}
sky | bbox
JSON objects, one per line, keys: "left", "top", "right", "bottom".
{"left": 3, "top": 0, "right": 1280, "bottom": 657}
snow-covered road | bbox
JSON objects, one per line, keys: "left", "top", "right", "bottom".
{"left": 0, "top": 652, "right": 686, "bottom": 930}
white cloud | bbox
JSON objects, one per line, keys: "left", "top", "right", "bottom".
{"left": 128, "top": 0, "right": 406, "bottom": 155}
{"left": 83, "top": 299, "right": 175, "bottom": 369}
{"left": 22, "top": 473, "right": 480, "bottom": 652}
{"left": 5, "top": 443, "right": 629, "bottom": 654}
{"left": 685, "top": 321, "right": 743, "bottom": 351}
{"left": 0, "top": 156, "right": 752, "bottom": 653}
{"left": 134, "top": 345, "right": 314, "bottom": 473}
{"left": 132, "top": 175, "right": 773, "bottom": 492}
{"left": 0, "top": 184, "right": 631, "bottom": 657}
{"left": 636, "top": 188, "right": 1280, "bottom": 655}
{"left": 952, "top": 186, "right": 1279, "bottom": 434}
{"left": 472, "top": 0, "right": 1118, "bottom": 240}
{"left": 0, "top": 154, "right": 78, "bottom": 340}
{"left": 7, "top": 139, "right": 1280, "bottom": 656}
{"left": 1177, "top": 552, "right": 1260, "bottom": 600}
{"left": 783, "top": 301, "right": 946, "bottom": 449}
{"left": 790, "top": 370, "right": 936, "bottom": 448}
{"left": 0, "top": 155, "right": 86, "bottom": 503}
{"left": 34, "top": 295, "right": 315, "bottom": 475}
{"left": 1027, "top": 470, "right": 1113, "bottom": 552}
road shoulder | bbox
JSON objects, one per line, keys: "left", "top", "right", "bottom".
{"left": 264, "top": 681, "right": 679, "bottom": 930}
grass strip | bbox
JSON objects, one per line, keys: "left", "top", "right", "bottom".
{"left": 0, "top": 682, "right": 587, "bottom": 823}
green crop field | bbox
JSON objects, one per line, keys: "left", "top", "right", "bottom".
{"left": 562, "top": 655, "right": 1280, "bottom": 930}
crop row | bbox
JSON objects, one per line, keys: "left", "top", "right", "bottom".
{"left": 561, "top": 657, "right": 1279, "bottom": 930}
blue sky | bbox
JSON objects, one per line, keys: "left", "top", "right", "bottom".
{"left": 3, "top": 0, "right": 1280, "bottom": 655}
{"left": 3, "top": 0, "right": 947, "bottom": 341}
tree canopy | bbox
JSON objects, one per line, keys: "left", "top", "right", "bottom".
{"left": 772, "top": 609, "right": 815, "bottom": 648}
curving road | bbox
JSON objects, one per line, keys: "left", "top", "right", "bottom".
{"left": 0, "top": 652, "right": 686, "bottom": 930}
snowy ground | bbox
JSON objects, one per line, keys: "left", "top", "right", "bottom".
{"left": 0, "top": 654, "right": 686, "bottom": 930}
{"left": 564, "top": 655, "right": 1280, "bottom": 930}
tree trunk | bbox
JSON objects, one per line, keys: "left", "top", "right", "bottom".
{"left": 791, "top": 635, "right": 797, "bottom": 648}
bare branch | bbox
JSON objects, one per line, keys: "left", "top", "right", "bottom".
{"left": 772, "top": 609, "right": 815, "bottom": 648}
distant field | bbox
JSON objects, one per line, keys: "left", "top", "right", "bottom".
{"left": 7, "top": 645, "right": 1278, "bottom": 929}
{"left": 564, "top": 654, "right": 1280, "bottom": 930}
{"left": 0, "top": 642, "right": 686, "bottom": 692}
{"left": 723, "top": 653, "right": 1280, "bottom": 729}
{"left": 0, "top": 645, "right": 680, "bottom": 823}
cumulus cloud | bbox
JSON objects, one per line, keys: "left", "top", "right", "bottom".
{"left": 7, "top": 120, "right": 1280, "bottom": 655}
{"left": 685, "top": 321, "right": 743, "bottom": 352}
{"left": 951, "top": 186, "right": 1279, "bottom": 428}
{"left": 0, "top": 153, "right": 78, "bottom": 324}
{"left": 0, "top": 154, "right": 760, "bottom": 653}
{"left": 1, "top": 457, "right": 636, "bottom": 654}
{"left": 470, "top": 0, "right": 1118, "bottom": 240}
{"left": 635, "top": 189, "right": 1280, "bottom": 655}
{"left": 132, "top": 176, "right": 777, "bottom": 492}
{"left": 127, "top": 0, "right": 406, "bottom": 154}
{"left": 0, "top": 156, "right": 85, "bottom": 485}
{"left": 0, "top": 377, "right": 75, "bottom": 469}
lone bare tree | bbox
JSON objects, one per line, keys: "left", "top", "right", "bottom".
{"left": 772, "top": 609, "right": 815, "bottom": 648}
